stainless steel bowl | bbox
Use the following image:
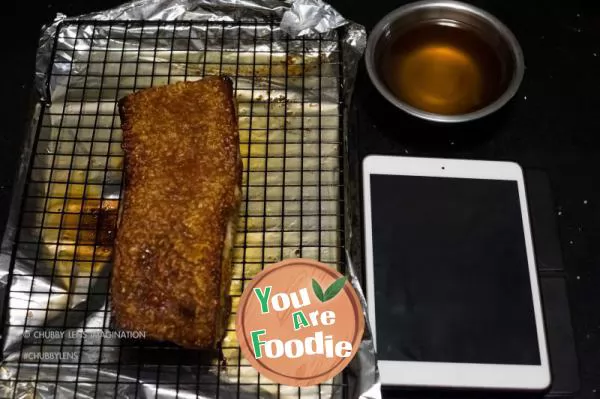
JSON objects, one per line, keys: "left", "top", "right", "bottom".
{"left": 365, "top": 0, "right": 525, "bottom": 123}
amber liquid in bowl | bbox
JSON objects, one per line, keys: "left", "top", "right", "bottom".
{"left": 381, "top": 21, "right": 505, "bottom": 116}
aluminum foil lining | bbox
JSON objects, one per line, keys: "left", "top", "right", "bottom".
{"left": 0, "top": 0, "right": 380, "bottom": 398}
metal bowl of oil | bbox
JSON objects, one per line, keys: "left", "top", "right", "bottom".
{"left": 365, "top": 0, "right": 525, "bottom": 123}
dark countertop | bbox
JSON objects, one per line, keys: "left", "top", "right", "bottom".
{"left": 5, "top": 1, "right": 600, "bottom": 398}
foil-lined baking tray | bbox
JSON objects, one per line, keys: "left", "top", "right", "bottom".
{"left": 0, "top": 1, "right": 379, "bottom": 398}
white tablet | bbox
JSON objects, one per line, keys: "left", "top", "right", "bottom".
{"left": 362, "top": 155, "right": 551, "bottom": 391}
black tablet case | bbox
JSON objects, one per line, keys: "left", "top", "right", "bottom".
{"left": 525, "top": 170, "right": 580, "bottom": 398}
{"left": 372, "top": 170, "right": 580, "bottom": 398}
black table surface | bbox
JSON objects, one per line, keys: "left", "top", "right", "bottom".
{"left": 5, "top": 1, "right": 600, "bottom": 398}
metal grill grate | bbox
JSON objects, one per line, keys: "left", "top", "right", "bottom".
{"left": 1, "top": 21, "right": 346, "bottom": 398}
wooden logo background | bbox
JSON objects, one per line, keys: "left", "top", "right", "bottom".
{"left": 236, "top": 259, "right": 365, "bottom": 387}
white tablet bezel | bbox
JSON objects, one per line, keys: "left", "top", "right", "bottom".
{"left": 362, "top": 155, "right": 551, "bottom": 390}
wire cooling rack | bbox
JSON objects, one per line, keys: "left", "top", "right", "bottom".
{"left": 1, "top": 20, "right": 346, "bottom": 398}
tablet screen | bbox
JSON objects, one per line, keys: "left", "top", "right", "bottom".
{"left": 369, "top": 174, "right": 541, "bottom": 365}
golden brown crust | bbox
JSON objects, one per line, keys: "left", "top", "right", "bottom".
{"left": 112, "top": 77, "right": 242, "bottom": 348}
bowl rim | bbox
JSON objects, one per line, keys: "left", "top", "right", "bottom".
{"left": 365, "top": 0, "right": 525, "bottom": 123}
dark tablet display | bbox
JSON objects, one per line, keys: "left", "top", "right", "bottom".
{"left": 369, "top": 174, "right": 540, "bottom": 365}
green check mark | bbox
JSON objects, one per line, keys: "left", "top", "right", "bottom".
{"left": 311, "top": 276, "right": 347, "bottom": 303}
